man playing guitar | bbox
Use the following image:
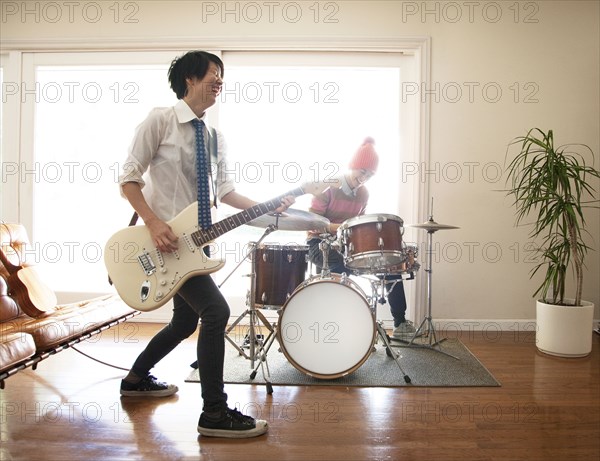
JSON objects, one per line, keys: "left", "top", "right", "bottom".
{"left": 117, "top": 50, "right": 293, "bottom": 439}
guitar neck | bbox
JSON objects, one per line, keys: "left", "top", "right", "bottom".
{"left": 190, "top": 186, "right": 304, "bottom": 246}
{"left": 0, "top": 246, "right": 20, "bottom": 275}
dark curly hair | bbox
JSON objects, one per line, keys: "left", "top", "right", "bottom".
{"left": 167, "top": 51, "right": 224, "bottom": 99}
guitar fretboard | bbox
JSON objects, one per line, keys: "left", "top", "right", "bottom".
{"left": 190, "top": 187, "right": 304, "bottom": 246}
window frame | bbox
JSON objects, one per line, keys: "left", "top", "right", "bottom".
{"left": 3, "top": 38, "right": 431, "bottom": 323}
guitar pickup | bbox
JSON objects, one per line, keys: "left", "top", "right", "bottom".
{"left": 182, "top": 233, "right": 196, "bottom": 253}
{"left": 138, "top": 251, "right": 156, "bottom": 276}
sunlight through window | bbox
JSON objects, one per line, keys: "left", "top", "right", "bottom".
{"left": 28, "top": 51, "right": 418, "bottom": 323}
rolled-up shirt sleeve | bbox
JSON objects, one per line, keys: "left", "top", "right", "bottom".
{"left": 118, "top": 108, "right": 164, "bottom": 196}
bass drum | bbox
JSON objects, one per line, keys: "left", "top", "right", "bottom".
{"left": 277, "top": 274, "right": 376, "bottom": 379}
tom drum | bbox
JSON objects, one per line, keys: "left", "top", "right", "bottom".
{"left": 339, "top": 214, "right": 405, "bottom": 273}
{"left": 252, "top": 243, "right": 308, "bottom": 309}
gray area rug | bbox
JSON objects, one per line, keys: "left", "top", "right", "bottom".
{"left": 185, "top": 338, "right": 500, "bottom": 387}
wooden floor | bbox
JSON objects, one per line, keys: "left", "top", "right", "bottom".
{"left": 1, "top": 322, "right": 598, "bottom": 461}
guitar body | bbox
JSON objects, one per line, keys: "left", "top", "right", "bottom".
{"left": 0, "top": 229, "right": 58, "bottom": 318}
{"left": 104, "top": 203, "right": 225, "bottom": 311}
{"left": 105, "top": 180, "right": 339, "bottom": 312}
{"left": 7, "top": 267, "right": 58, "bottom": 317}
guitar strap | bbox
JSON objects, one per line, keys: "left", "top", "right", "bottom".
{"left": 127, "top": 212, "right": 139, "bottom": 226}
{"left": 208, "top": 125, "right": 218, "bottom": 208}
{"left": 108, "top": 212, "right": 138, "bottom": 285}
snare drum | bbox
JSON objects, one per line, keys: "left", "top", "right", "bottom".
{"left": 252, "top": 243, "right": 308, "bottom": 309}
{"left": 386, "top": 244, "right": 420, "bottom": 276}
{"left": 277, "top": 274, "right": 376, "bottom": 379}
{"left": 339, "top": 214, "right": 404, "bottom": 273}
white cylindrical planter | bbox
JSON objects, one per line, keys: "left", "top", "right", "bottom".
{"left": 536, "top": 299, "right": 595, "bottom": 357}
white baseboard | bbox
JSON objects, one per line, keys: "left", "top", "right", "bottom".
{"left": 130, "top": 314, "right": 536, "bottom": 330}
{"left": 128, "top": 312, "right": 599, "bottom": 335}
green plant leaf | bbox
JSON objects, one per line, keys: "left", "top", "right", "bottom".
{"left": 503, "top": 128, "right": 600, "bottom": 306}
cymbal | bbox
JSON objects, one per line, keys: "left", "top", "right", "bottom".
{"left": 247, "top": 209, "right": 330, "bottom": 232}
{"left": 408, "top": 219, "right": 459, "bottom": 232}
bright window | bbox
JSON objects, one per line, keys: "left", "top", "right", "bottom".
{"left": 20, "top": 50, "right": 421, "bottom": 322}
{"left": 216, "top": 51, "right": 418, "bottom": 310}
{"left": 30, "top": 59, "right": 176, "bottom": 294}
{"left": 1, "top": 55, "right": 6, "bottom": 216}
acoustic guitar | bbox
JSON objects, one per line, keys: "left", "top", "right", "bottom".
{"left": 0, "top": 245, "right": 57, "bottom": 317}
{"left": 104, "top": 180, "right": 337, "bottom": 311}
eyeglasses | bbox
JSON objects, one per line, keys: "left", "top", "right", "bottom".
{"left": 357, "top": 169, "right": 375, "bottom": 180}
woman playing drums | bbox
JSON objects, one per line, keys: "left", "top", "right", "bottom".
{"left": 305, "top": 137, "right": 418, "bottom": 340}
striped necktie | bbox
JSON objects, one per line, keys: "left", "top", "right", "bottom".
{"left": 192, "top": 119, "right": 212, "bottom": 230}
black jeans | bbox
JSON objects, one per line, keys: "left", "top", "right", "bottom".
{"left": 129, "top": 274, "right": 230, "bottom": 412}
{"left": 307, "top": 238, "right": 407, "bottom": 327}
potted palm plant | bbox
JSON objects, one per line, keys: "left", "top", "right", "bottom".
{"left": 505, "top": 128, "right": 600, "bottom": 357}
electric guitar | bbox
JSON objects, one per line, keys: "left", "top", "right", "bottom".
{"left": 104, "top": 181, "right": 337, "bottom": 311}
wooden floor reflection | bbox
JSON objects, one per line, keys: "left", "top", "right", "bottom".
{"left": 1, "top": 323, "right": 599, "bottom": 461}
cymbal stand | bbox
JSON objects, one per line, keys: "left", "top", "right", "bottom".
{"left": 222, "top": 223, "right": 279, "bottom": 393}
{"left": 392, "top": 213, "right": 459, "bottom": 360}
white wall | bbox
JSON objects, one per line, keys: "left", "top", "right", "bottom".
{"left": 2, "top": 1, "right": 599, "bottom": 325}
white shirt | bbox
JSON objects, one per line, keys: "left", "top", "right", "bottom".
{"left": 119, "top": 100, "right": 235, "bottom": 221}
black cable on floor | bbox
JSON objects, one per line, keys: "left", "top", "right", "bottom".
{"left": 71, "top": 346, "right": 129, "bottom": 371}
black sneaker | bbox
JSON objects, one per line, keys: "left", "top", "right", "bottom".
{"left": 120, "top": 374, "right": 178, "bottom": 397}
{"left": 197, "top": 407, "right": 268, "bottom": 438}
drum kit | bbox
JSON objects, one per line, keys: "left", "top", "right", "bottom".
{"left": 222, "top": 204, "right": 459, "bottom": 394}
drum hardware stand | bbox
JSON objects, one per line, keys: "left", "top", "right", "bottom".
{"left": 222, "top": 222, "right": 280, "bottom": 394}
{"left": 402, "top": 271, "right": 416, "bottom": 281}
{"left": 375, "top": 321, "right": 411, "bottom": 383}
{"left": 248, "top": 318, "right": 281, "bottom": 395}
{"left": 318, "top": 234, "right": 339, "bottom": 278}
{"left": 365, "top": 281, "right": 411, "bottom": 383}
{"left": 391, "top": 202, "right": 460, "bottom": 360}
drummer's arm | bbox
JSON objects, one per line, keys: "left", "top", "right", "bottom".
{"left": 309, "top": 207, "right": 339, "bottom": 235}
{"left": 328, "top": 222, "right": 342, "bottom": 234}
